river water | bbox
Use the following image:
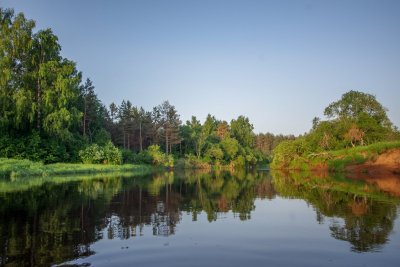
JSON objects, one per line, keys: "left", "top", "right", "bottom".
{"left": 1, "top": 170, "right": 399, "bottom": 266}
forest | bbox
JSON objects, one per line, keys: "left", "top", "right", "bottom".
{"left": 1, "top": 9, "right": 399, "bottom": 171}
{"left": 0, "top": 8, "right": 293, "bottom": 168}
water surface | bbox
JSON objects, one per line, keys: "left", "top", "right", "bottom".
{"left": 1, "top": 170, "right": 399, "bottom": 266}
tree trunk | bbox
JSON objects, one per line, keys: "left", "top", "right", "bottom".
{"left": 165, "top": 127, "right": 168, "bottom": 155}
{"left": 36, "top": 76, "right": 41, "bottom": 130}
{"left": 83, "top": 96, "right": 87, "bottom": 136}
{"left": 139, "top": 121, "right": 143, "bottom": 151}
{"left": 123, "top": 131, "right": 126, "bottom": 149}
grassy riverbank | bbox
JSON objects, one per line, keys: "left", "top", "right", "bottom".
{"left": 0, "top": 158, "right": 154, "bottom": 179}
{"left": 271, "top": 141, "right": 400, "bottom": 172}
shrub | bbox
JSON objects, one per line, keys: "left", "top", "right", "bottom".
{"left": 144, "top": 145, "right": 174, "bottom": 167}
{"left": 121, "top": 149, "right": 136, "bottom": 164}
{"left": 79, "top": 141, "right": 122, "bottom": 165}
{"left": 231, "top": 155, "right": 246, "bottom": 168}
{"left": 102, "top": 142, "right": 122, "bottom": 165}
{"left": 205, "top": 145, "right": 224, "bottom": 162}
{"left": 175, "top": 154, "right": 211, "bottom": 169}
{"left": 79, "top": 144, "right": 104, "bottom": 164}
{"left": 271, "top": 138, "right": 310, "bottom": 168}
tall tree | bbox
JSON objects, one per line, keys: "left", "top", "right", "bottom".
{"left": 80, "top": 78, "right": 99, "bottom": 140}
{"left": 0, "top": 9, "right": 82, "bottom": 140}
{"left": 324, "top": 90, "right": 392, "bottom": 128}
{"left": 0, "top": 8, "right": 35, "bottom": 131}
{"left": 185, "top": 116, "right": 204, "bottom": 158}
{"left": 230, "top": 116, "right": 254, "bottom": 149}
{"left": 152, "top": 101, "right": 181, "bottom": 155}
{"left": 31, "top": 29, "right": 61, "bottom": 131}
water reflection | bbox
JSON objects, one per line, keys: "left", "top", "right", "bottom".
{"left": 0, "top": 170, "right": 399, "bottom": 266}
{"left": 272, "top": 171, "right": 398, "bottom": 252}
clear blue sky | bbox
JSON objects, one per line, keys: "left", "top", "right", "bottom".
{"left": 2, "top": 0, "right": 399, "bottom": 135}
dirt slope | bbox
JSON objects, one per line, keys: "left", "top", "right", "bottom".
{"left": 346, "top": 149, "right": 400, "bottom": 196}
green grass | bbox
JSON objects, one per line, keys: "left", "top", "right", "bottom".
{"left": 0, "top": 158, "right": 154, "bottom": 179}
{"left": 281, "top": 141, "right": 400, "bottom": 171}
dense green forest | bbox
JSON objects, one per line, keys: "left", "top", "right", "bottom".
{"left": 1, "top": 9, "right": 399, "bottom": 170}
{"left": 271, "top": 91, "right": 400, "bottom": 169}
{"left": 0, "top": 8, "right": 293, "bottom": 168}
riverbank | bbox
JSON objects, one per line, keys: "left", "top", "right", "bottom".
{"left": 0, "top": 158, "right": 154, "bottom": 178}
{"left": 270, "top": 141, "right": 400, "bottom": 173}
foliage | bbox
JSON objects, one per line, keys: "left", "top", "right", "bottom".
{"left": 324, "top": 90, "right": 391, "bottom": 128}
{"left": 143, "top": 145, "right": 174, "bottom": 168}
{"left": 152, "top": 101, "right": 181, "bottom": 155}
{"left": 0, "top": 8, "right": 271, "bottom": 169}
{"left": 174, "top": 154, "right": 212, "bottom": 169}
{"left": 272, "top": 141, "right": 400, "bottom": 171}
{"left": 230, "top": 116, "right": 255, "bottom": 148}
{"left": 272, "top": 90, "right": 400, "bottom": 169}
{"left": 205, "top": 144, "right": 224, "bottom": 162}
{"left": 220, "top": 137, "right": 239, "bottom": 160}
{"left": 0, "top": 157, "right": 152, "bottom": 178}
{"left": 10, "top": 9, "right": 398, "bottom": 172}
{"left": 254, "top": 132, "right": 295, "bottom": 160}
{"left": 79, "top": 141, "right": 122, "bottom": 165}
{"left": 271, "top": 138, "right": 310, "bottom": 168}
{"left": 121, "top": 149, "right": 136, "bottom": 164}
{"left": 102, "top": 141, "right": 123, "bottom": 165}
{"left": 231, "top": 155, "right": 246, "bottom": 168}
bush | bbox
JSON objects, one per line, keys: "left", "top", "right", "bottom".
{"left": 144, "top": 145, "right": 174, "bottom": 167}
{"left": 79, "top": 141, "right": 122, "bottom": 165}
{"left": 205, "top": 144, "right": 224, "bottom": 162}
{"left": 121, "top": 149, "right": 136, "bottom": 164}
{"left": 102, "top": 142, "right": 122, "bottom": 165}
{"left": 231, "top": 155, "right": 246, "bottom": 168}
{"left": 271, "top": 138, "right": 310, "bottom": 168}
{"left": 0, "top": 132, "right": 72, "bottom": 163}
{"left": 174, "top": 154, "right": 211, "bottom": 169}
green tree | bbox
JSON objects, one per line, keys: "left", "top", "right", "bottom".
{"left": 230, "top": 116, "right": 254, "bottom": 149}
{"left": 0, "top": 9, "right": 35, "bottom": 131}
{"left": 205, "top": 144, "right": 224, "bottom": 162}
{"left": 152, "top": 101, "right": 181, "bottom": 155}
{"left": 185, "top": 116, "right": 204, "bottom": 158}
{"left": 324, "top": 90, "right": 392, "bottom": 128}
{"left": 220, "top": 137, "right": 239, "bottom": 161}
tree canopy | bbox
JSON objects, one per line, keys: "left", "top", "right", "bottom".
{"left": 324, "top": 90, "right": 392, "bottom": 128}
{"left": 272, "top": 90, "right": 399, "bottom": 168}
{"left": 1, "top": 8, "right": 284, "bottom": 166}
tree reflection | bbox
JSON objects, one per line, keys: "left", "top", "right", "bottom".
{"left": 0, "top": 170, "right": 399, "bottom": 265}
{"left": 329, "top": 198, "right": 397, "bottom": 252}
{"left": 271, "top": 170, "right": 399, "bottom": 252}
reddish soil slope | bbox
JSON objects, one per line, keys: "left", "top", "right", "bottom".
{"left": 346, "top": 149, "right": 400, "bottom": 196}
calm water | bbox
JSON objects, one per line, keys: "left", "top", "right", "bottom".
{"left": 1, "top": 170, "right": 400, "bottom": 267}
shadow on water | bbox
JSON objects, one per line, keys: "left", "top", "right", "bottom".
{"left": 0, "top": 169, "right": 399, "bottom": 266}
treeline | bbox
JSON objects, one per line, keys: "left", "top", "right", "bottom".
{"left": 271, "top": 90, "right": 400, "bottom": 168}
{"left": 0, "top": 8, "right": 291, "bottom": 167}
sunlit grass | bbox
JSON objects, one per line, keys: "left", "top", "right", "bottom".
{"left": 0, "top": 158, "right": 154, "bottom": 179}
{"left": 284, "top": 141, "right": 400, "bottom": 171}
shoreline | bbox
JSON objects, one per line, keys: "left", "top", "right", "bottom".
{"left": 0, "top": 158, "right": 155, "bottom": 179}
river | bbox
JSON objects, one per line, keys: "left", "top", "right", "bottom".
{"left": 1, "top": 169, "right": 399, "bottom": 266}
